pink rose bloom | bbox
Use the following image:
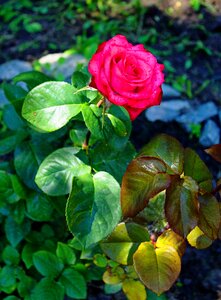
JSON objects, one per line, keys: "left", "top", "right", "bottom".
{"left": 88, "top": 35, "right": 164, "bottom": 120}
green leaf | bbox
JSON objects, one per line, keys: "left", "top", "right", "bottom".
{"left": 26, "top": 193, "right": 54, "bottom": 221}
{"left": 3, "top": 104, "right": 25, "bottom": 130}
{"left": 13, "top": 71, "right": 53, "bottom": 90}
{"left": 104, "top": 105, "right": 131, "bottom": 150}
{"left": 17, "top": 274, "right": 35, "bottom": 298}
{"left": 0, "top": 170, "right": 19, "bottom": 205}
{"left": 198, "top": 194, "right": 220, "bottom": 240}
{"left": 139, "top": 134, "right": 184, "bottom": 175}
{"left": 147, "top": 290, "right": 168, "bottom": 300}
{"left": 0, "top": 130, "right": 28, "bottom": 156}
{"left": 59, "top": 268, "right": 87, "bottom": 299}
{"left": 31, "top": 278, "right": 64, "bottom": 300}
{"left": 2, "top": 245, "right": 20, "bottom": 265}
{"left": 35, "top": 147, "right": 91, "bottom": 196}
{"left": 93, "top": 254, "right": 108, "bottom": 267}
{"left": 133, "top": 242, "right": 181, "bottom": 295}
{"left": 104, "top": 283, "right": 122, "bottom": 294}
{"left": 101, "top": 222, "right": 150, "bottom": 265}
{"left": 156, "top": 229, "right": 186, "bottom": 257}
{"left": 22, "top": 81, "right": 83, "bottom": 132}
{"left": 71, "top": 71, "right": 89, "bottom": 88}
{"left": 122, "top": 279, "right": 146, "bottom": 300}
{"left": 69, "top": 123, "right": 88, "bottom": 147}
{"left": 21, "top": 244, "right": 36, "bottom": 269}
{"left": 11, "top": 201, "right": 26, "bottom": 224}
{"left": 5, "top": 217, "right": 31, "bottom": 247}
{"left": 184, "top": 148, "right": 213, "bottom": 192}
{"left": 33, "top": 250, "right": 64, "bottom": 278}
{"left": 25, "top": 22, "right": 42, "bottom": 33}
{"left": 56, "top": 242, "right": 76, "bottom": 265}
{"left": 3, "top": 83, "right": 27, "bottom": 114}
{"left": 0, "top": 266, "right": 17, "bottom": 294}
{"left": 187, "top": 226, "right": 212, "bottom": 249}
{"left": 82, "top": 104, "right": 103, "bottom": 139}
{"left": 135, "top": 192, "right": 166, "bottom": 231}
{"left": 90, "top": 141, "right": 136, "bottom": 183}
{"left": 121, "top": 157, "right": 171, "bottom": 218}
{"left": 165, "top": 176, "right": 199, "bottom": 237}
{"left": 66, "top": 172, "right": 121, "bottom": 248}
{"left": 14, "top": 141, "right": 49, "bottom": 190}
{"left": 107, "top": 113, "right": 127, "bottom": 137}
{"left": 10, "top": 174, "right": 27, "bottom": 200}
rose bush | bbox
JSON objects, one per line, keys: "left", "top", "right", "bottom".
{"left": 88, "top": 34, "right": 164, "bottom": 120}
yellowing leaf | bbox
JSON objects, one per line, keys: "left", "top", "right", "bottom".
{"left": 103, "top": 267, "right": 125, "bottom": 285}
{"left": 133, "top": 242, "right": 181, "bottom": 295}
{"left": 100, "top": 222, "right": 150, "bottom": 265}
{"left": 187, "top": 226, "right": 212, "bottom": 249}
{"left": 122, "top": 279, "right": 146, "bottom": 300}
{"left": 156, "top": 229, "right": 186, "bottom": 257}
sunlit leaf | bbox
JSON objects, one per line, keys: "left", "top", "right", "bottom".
{"left": 103, "top": 266, "right": 125, "bottom": 285}
{"left": 122, "top": 279, "right": 146, "bottom": 300}
{"left": 107, "top": 113, "right": 127, "bottom": 137}
{"left": 187, "top": 226, "right": 212, "bottom": 249}
{"left": 35, "top": 147, "right": 91, "bottom": 196}
{"left": 66, "top": 172, "right": 121, "bottom": 248}
{"left": 121, "top": 157, "right": 171, "bottom": 218}
{"left": 156, "top": 229, "right": 186, "bottom": 257}
{"left": 22, "top": 82, "right": 83, "bottom": 132}
{"left": 184, "top": 148, "right": 213, "bottom": 193}
{"left": 165, "top": 176, "right": 199, "bottom": 237}
{"left": 100, "top": 222, "right": 150, "bottom": 265}
{"left": 133, "top": 242, "right": 181, "bottom": 295}
{"left": 139, "top": 134, "right": 184, "bottom": 175}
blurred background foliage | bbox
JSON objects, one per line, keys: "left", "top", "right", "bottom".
{"left": 1, "top": 0, "right": 221, "bottom": 104}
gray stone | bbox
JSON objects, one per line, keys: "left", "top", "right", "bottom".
{"left": 162, "top": 84, "right": 181, "bottom": 99}
{"left": 0, "top": 89, "right": 9, "bottom": 108}
{"left": 176, "top": 102, "right": 218, "bottom": 124}
{"left": 0, "top": 60, "right": 32, "bottom": 80}
{"left": 38, "top": 53, "right": 86, "bottom": 80}
{"left": 145, "top": 100, "right": 191, "bottom": 122}
{"left": 199, "top": 119, "right": 220, "bottom": 147}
